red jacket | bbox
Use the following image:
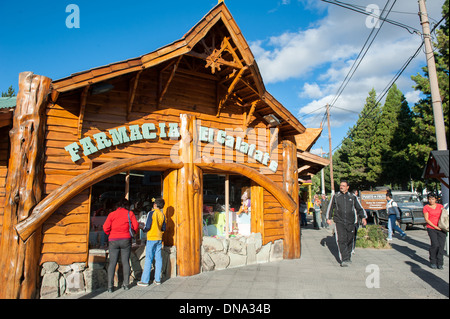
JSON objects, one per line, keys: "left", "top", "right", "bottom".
{"left": 103, "top": 207, "right": 139, "bottom": 241}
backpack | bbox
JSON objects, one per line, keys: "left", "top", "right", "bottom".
{"left": 143, "top": 210, "right": 166, "bottom": 233}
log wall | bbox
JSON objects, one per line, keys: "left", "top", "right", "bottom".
{"left": 0, "top": 126, "right": 10, "bottom": 243}
{"left": 41, "top": 67, "right": 289, "bottom": 265}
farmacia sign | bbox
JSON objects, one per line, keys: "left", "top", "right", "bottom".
{"left": 64, "top": 122, "right": 278, "bottom": 173}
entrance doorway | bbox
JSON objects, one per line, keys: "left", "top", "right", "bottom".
{"left": 89, "top": 168, "right": 163, "bottom": 248}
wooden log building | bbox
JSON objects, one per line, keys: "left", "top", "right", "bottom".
{"left": 0, "top": 1, "right": 328, "bottom": 298}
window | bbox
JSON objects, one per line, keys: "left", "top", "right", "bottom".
{"left": 203, "top": 174, "right": 251, "bottom": 237}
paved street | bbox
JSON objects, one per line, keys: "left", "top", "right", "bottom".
{"left": 64, "top": 221, "right": 448, "bottom": 301}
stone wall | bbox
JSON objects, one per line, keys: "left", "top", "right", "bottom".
{"left": 39, "top": 245, "right": 176, "bottom": 298}
{"left": 39, "top": 233, "right": 282, "bottom": 298}
{"left": 201, "top": 233, "right": 283, "bottom": 271}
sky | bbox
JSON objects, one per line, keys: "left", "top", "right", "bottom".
{"left": 0, "top": 0, "right": 446, "bottom": 156}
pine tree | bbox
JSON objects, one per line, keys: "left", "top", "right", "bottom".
{"left": 374, "top": 84, "right": 414, "bottom": 187}
{"left": 409, "top": 0, "right": 449, "bottom": 175}
{"left": 1, "top": 85, "right": 16, "bottom": 97}
{"left": 334, "top": 89, "right": 381, "bottom": 190}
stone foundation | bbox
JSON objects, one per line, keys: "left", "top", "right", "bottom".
{"left": 39, "top": 233, "right": 282, "bottom": 298}
{"left": 201, "top": 233, "right": 283, "bottom": 271}
{"left": 39, "top": 245, "right": 176, "bottom": 298}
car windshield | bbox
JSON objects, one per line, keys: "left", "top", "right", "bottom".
{"left": 393, "top": 194, "right": 421, "bottom": 203}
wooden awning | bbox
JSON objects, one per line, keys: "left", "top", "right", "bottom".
{"left": 295, "top": 128, "right": 323, "bottom": 152}
{"left": 297, "top": 150, "right": 329, "bottom": 177}
{"left": 422, "top": 150, "right": 449, "bottom": 188}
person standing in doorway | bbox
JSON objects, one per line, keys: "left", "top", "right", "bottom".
{"left": 326, "top": 180, "right": 367, "bottom": 267}
{"left": 423, "top": 193, "right": 446, "bottom": 270}
{"left": 138, "top": 198, "right": 166, "bottom": 286}
{"left": 386, "top": 191, "right": 406, "bottom": 241}
{"left": 102, "top": 199, "right": 139, "bottom": 292}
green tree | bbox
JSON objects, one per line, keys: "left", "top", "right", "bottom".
{"left": 373, "top": 84, "right": 414, "bottom": 188}
{"left": 334, "top": 89, "right": 381, "bottom": 190}
{"left": 409, "top": 0, "right": 449, "bottom": 175}
{"left": 1, "top": 85, "right": 16, "bottom": 97}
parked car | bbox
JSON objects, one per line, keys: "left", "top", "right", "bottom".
{"left": 372, "top": 191, "right": 425, "bottom": 230}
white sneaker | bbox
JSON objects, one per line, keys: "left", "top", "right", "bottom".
{"left": 137, "top": 281, "right": 149, "bottom": 287}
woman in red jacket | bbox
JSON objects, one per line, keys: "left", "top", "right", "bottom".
{"left": 423, "top": 193, "right": 446, "bottom": 270}
{"left": 103, "top": 199, "right": 139, "bottom": 292}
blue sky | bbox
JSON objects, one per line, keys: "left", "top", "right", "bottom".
{"left": 0, "top": 0, "right": 446, "bottom": 156}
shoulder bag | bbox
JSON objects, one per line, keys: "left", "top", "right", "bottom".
{"left": 438, "top": 208, "right": 449, "bottom": 232}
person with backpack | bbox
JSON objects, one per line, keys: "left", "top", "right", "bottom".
{"left": 386, "top": 191, "right": 406, "bottom": 241}
{"left": 138, "top": 198, "right": 166, "bottom": 286}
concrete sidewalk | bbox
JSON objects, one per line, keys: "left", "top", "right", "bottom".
{"left": 67, "top": 224, "right": 448, "bottom": 300}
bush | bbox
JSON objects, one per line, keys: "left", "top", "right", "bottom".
{"left": 356, "top": 225, "right": 390, "bottom": 249}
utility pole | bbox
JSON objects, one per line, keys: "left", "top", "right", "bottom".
{"left": 326, "top": 104, "right": 335, "bottom": 195}
{"left": 418, "top": 0, "right": 447, "bottom": 152}
{"left": 418, "top": 0, "right": 449, "bottom": 254}
{"left": 320, "top": 147, "right": 325, "bottom": 195}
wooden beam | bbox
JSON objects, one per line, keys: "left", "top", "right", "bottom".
{"left": 127, "top": 70, "right": 142, "bottom": 120}
{"left": 158, "top": 56, "right": 182, "bottom": 108}
{"left": 15, "top": 157, "right": 184, "bottom": 242}
{"left": 243, "top": 99, "right": 258, "bottom": 131}
{"left": 298, "top": 164, "right": 311, "bottom": 174}
{"left": 187, "top": 51, "right": 242, "bottom": 71}
{"left": 77, "top": 85, "right": 90, "bottom": 139}
{"left": 216, "top": 66, "right": 247, "bottom": 117}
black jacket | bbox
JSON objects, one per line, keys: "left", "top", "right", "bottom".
{"left": 326, "top": 192, "right": 367, "bottom": 224}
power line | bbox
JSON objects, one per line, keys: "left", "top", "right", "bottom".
{"left": 330, "top": 10, "right": 447, "bottom": 153}
{"left": 315, "top": 0, "right": 396, "bottom": 129}
{"left": 321, "top": 0, "right": 420, "bottom": 34}
{"left": 327, "top": 0, "right": 396, "bottom": 109}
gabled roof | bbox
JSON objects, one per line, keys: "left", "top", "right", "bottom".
{"left": 0, "top": 96, "right": 16, "bottom": 109}
{"left": 422, "top": 150, "right": 449, "bottom": 188}
{"left": 51, "top": 1, "right": 306, "bottom": 136}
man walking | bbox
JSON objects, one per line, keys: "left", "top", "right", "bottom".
{"left": 326, "top": 181, "right": 367, "bottom": 267}
{"left": 138, "top": 198, "right": 166, "bottom": 286}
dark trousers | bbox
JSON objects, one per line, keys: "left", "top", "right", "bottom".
{"left": 107, "top": 239, "right": 132, "bottom": 288}
{"left": 427, "top": 228, "right": 446, "bottom": 266}
{"left": 335, "top": 222, "right": 356, "bottom": 263}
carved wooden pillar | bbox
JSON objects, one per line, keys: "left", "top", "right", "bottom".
{"left": 162, "top": 169, "right": 178, "bottom": 247}
{"left": 282, "top": 139, "right": 300, "bottom": 259}
{"left": 176, "top": 114, "right": 203, "bottom": 276}
{"left": 250, "top": 182, "right": 264, "bottom": 240}
{"left": 0, "top": 72, "right": 52, "bottom": 299}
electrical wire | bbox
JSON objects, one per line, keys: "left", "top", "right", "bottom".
{"left": 321, "top": 0, "right": 420, "bottom": 34}
{"left": 330, "top": 11, "right": 447, "bottom": 152}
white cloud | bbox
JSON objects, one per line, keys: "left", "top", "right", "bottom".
{"left": 404, "top": 90, "right": 421, "bottom": 105}
{"left": 252, "top": 0, "right": 446, "bottom": 132}
{"left": 299, "top": 82, "right": 323, "bottom": 98}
